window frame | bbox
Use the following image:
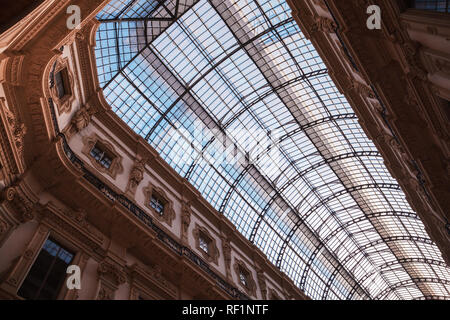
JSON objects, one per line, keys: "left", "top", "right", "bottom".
{"left": 233, "top": 259, "right": 256, "bottom": 297}
{"left": 50, "top": 57, "right": 74, "bottom": 114}
{"left": 90, "top": 142, "right": 114, "bottom": 170}
{"left": 143, "top": 183, "right": 175, "bottom": 226}
{"left": 192, "top": 224, "right": 219, "bottom": 265}
{"left": 82, "top": 134, "right": 123, "bottom": 179}
{"left": 15, "top": 233, "right": 85, "bottom": 301}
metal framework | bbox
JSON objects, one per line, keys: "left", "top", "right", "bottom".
{"left": 94, "top": 0, "right": 450, "bottom": 299}
{"left": 409, "top": 0, "right": 450, "bottom": 13}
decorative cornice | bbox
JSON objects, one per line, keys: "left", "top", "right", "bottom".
{"left": 127, "top": 263, "right": 178, "bottom": 299}
{"left": 64, "top": 102, "right": 96, "bottom": 138}
{"left": 0, "top": 97, "right": 26, "bottom": 175}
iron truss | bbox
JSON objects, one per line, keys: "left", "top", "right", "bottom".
{"left": 94, "top": 0, "right": 450, "bottom": 299}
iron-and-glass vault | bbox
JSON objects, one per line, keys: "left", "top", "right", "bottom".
{"left": 94, "top": 0, "right": 450, "bottom": 300}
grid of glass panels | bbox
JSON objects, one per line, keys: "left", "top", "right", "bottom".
{"left": 95, "top": 0, "right": 450, "bottom": 300}
{"left": 410, "top": 0, "right": 450, "bottom": 12}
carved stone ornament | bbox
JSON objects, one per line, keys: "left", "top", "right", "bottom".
{"left": 143, "top": 183, "right": 175, "bottom": 226}
{"left": 311, "top": 16, "right": 337, "bottom": 34}
{"left": 64, "top": 103, "right": 96, "bottom": 138}
{"left": 81, "top": 134, "right": 123, "bottom": 179}
{"left": 63, "top": 207, "right": 97, "bottom": 235}
{"left": 256, "top": 268, "right": 267, "bottom": 299}
{"left": 1, "top": 186, "right": 36, "bottom": 223}
{"left": 97, "top": 286, "right": 114, "bottom": 300}
{"left": 97, "top": 261, "right": 126, "bottom": 287}
{"left": 192, "top": 223, "right": 219, "bottom": 265}
{"left": 50, "top": 57, "right": 75, "bottom": 114}
{"left": 222, "top": 236, "right": 232, "bottom": 274}
{"left": 180, "top": 200, "right": 191, "bottom": 245}
{"left": 3, "top": 103, "right": 27, "bottom": 159}
{"left": 403, "top": 41, "right": 428, "bottom": 81}
{"left": 388, "top": 137, "right": 417, "bottom": 180}
{"left": 349, "top": 79, "right": 376, "bottom": 99}
{"left": 125, "top": 159, "right": 146, "bottom": 197}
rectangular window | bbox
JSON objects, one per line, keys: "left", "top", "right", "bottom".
{"left": 150, "top": 194, "right": 165, "bottom": 215}
{"left": 239, "top": 270, "right": 248, "bottom": 288}
{"left": 199, "top": 234, "right": 209, "bottom": 254}
{"left": 18, "top": 238, "right": 74, "bottom": 300}
{"left": 54, "top": 69, "right": 71, "bottom": 99}
{"left": 90, "top": 143, "right": 113, "bottom": 169}
{"left": 409, "top": 0, "right": 449, "bottom": 12}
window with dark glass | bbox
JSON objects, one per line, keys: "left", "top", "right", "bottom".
{"left": 90, "top": 143, "right": 113, "bottom": 169}
{"left": 18, "top": 238, "right": 74, "bottom": 300}
{"left": 149, "top": 194, "right": 165, "bottom": 215}
{"left": 54, "top": 68, "right": 71, "bottom": 99}
{"left": 408, "top": 0, "right": 449, "bottom": 12}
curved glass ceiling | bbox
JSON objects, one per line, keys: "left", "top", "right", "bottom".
{"left": 94, "top": 0, "right": 450, "bottom": 299}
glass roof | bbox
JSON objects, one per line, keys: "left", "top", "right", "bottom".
{"left": 94, "top": 0, "right": 450, "bottom": 299}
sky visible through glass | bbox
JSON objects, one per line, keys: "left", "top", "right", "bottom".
{"left": 94, "top": 0, "right": 450, "bottom": 300}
